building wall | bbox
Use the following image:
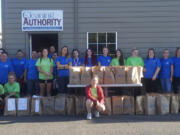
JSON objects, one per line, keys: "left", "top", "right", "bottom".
{"left": 2, "top": 0, "right": 180, "bottom": 58}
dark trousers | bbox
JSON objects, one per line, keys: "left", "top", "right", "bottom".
{"left": 27, "top": 80, "right": 39, "bottom": 96}
{"left": 143, "top": 78, "right": 159, "bottom": 93}
{"left": 57, "top": 76, "right": 69, "bottom": 94}
{"left": 173, "top": 77, "right": 180, "bottom": 94}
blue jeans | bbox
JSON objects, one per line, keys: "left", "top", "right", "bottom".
{"left": 27, "top": 80, "right": 39, "bottom": 96}
{"left": 160, "top": 78, "right": 172, "bottom": 93}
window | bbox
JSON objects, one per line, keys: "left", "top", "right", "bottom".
{"left": 87, "top": 32, "right": 117, "bottom": 56}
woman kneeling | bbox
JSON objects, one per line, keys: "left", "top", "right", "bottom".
{"left": 86, "top": 76, "right": 105, "bottom": 120}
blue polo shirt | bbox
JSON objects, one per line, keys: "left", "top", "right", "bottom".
{"left": 160, "top": 58, "right": 173, "bottom": 79}
{"left": 97, "top": 55, "right": 112, "bottom": 66}
{"left": 0, "top": 60, "right": 14, "bottom": 84}
{"left": 144, "top": 58, "right": 161, "bottom": 79}
{"left": 12, "top": 58, "right": 26, "bottom": 78}
{"left": 172, "top": 57, "right": 180, "bottom": 78}
{"left": 48, "top": 53, "right": 53, "bottom": 58}
{"left": 25, "top": 59, "right": 38, "bottom": 80}
{"left": 55, "top": 56, "right": 72, "bottom": 77}
{"left": 72, "top": 58, "right": 84, "bottom": 66}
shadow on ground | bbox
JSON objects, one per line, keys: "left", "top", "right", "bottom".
{"left": 0, "top": 114, "right": 180, "bottom": 125}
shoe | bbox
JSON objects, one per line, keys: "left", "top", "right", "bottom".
{"left": 94, "top": 111, "right": 100, "bottom": 118}
{"left": 86, "top": 112, "right": 92, "bottom": 120}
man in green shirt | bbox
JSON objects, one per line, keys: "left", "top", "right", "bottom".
{"left": 4, "top": 73, "right": 20, "bottom": 98}
{"left": 126, "top": 49, "right": 144, "bottom": 66}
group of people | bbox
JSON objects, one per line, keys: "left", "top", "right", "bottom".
{"left": 0, "top": 46, "right": 180, "bottom": 119}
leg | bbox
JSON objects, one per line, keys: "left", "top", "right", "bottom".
{"left": 46, "top": 82, "right": 52, "bottom": 97}
{"left": 64, "top": 77, "right": 69, "bottom": 94}
{"left": 144, "top": 78, "right": 151, "bottom": 93}
{"left": 165, "top": 79, "right": 172, "bottom": 93}
{"left": 39, "top": 83, "right": 45, "bottom": 96}
{"left": 57, "top": 77, "right": 65, "bottom": 94}
{"left": 86, "top": 99, "right": 94, "bottom": 113}
{"left": 34, "top": 80, "right": 40, "bottom": 95}
{"left": 160, "top": 78, "right": 165, "bottom": 93}
{"left": 173, "top": 77, "right": 178, "bottom": 94}
{"left": 96, "top": 103, "right": 105, "bottom": 112}
{"left": 27, "top": 80, "right": 33, "bottom": 96}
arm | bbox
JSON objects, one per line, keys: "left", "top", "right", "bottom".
{"left": 152, "top": 67, "right": 161, "bottom": 80}
{"left": 37, "top": 66, "right": 49, "bottom": 76}
{"left": 57, "top": 61, "right": 68, "bottom": 69}
{"left": 98, "top": 86, "right": 105, "bottom": 104}
{"left": 24, "top": 69, "right": 27, "bottom": 82}
{"left": 5, "top": 92, "right": 16, "bottom": 99}
{"left": 170, "top": 65, "right": 174, "bottom": 82}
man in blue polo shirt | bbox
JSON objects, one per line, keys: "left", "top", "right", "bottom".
{"left": 24, "top": 51, "right": 39, "bottom": 96}
{"left": 172, "top": 48, "right": 180, "bottom": 93}
{"left": 98, "top": 47, "right": 112, "bottom": 66}
{"left": 160, "top": 49, "right": 173, "bottom": 93}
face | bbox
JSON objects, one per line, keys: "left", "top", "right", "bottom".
{"left": 163, "top": 50, "right": 169, "bottom": 58}
{"left": 148, "top": 50, "right": 154, "bottom": 58}
{"left": 17, "top": 51, "right": 23, "bottom": 59}
{"left": 50, "top": 46, "right": 55, "bottom": 53}
{"left": 116, "top": 50, "right": 121, "bottom": 58}
{"left": 52, "top": 53, "right": 57, "bottom": 60}
{"left": 62, "top": 47, "right": 68, "bottom": 56}
{"left": 32, "top": 51, "right": 37, "bottom": 59}
{"left": 73, "top": 50, "right": 79, "bottom": 58}
{"left": 103, "top": 48, "right": 108, "bottom": 56}
{"left": 87, "top": 49, "right": 92, "bottom": 56}
{"left": 1, "top": 53, "right": 8, "bottom": 62}
{"left": 91, "top": 77, "right": 99, "bottom": 86}
{"left": 37, "top": 52, "right": 42, "bottom": 58}
{"left": 8, "top": 75, "right": 15, "bottom": 84}
{"left": 42, "top": 49, "right": 48, "bottom": 57}
{"left": 177, "top": 49, "right": 180, "bottom": 57}
{"left": 132, "top": 50, "right": 138, "bottom": 57}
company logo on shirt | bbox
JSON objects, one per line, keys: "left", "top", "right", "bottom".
{"left": 4, "top": 65, "right": 8, "bottom": 68}
{"left": 20, "top": 61, "right": 24, "bottom": 64}
{"left": 166, "top": 62, "right": 169, "bottom": 65}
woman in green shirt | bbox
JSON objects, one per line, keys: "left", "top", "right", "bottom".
{"left": 4, "top": 72, "right": 20, "bottom": 99}
{"left": 110, "top": 49, "right": 125, "bottom": 66}
{"left": 36, "top": 48, "right": 54, "bottom": 97}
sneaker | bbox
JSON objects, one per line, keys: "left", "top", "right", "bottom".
{"left": 86, "top": 112, "right": 92, "bottom": 120}
{"left": 94, "top": 111, "right": 100, "bottom": 118}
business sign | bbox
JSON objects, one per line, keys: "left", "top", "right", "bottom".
{"left": 22, "top": 10, "right": 63, "bottom": 31}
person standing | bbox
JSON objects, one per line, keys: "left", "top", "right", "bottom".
{"left": 126, "top": 49, "right": 144, "bottom": 66}
{"left": 160, "top": 49, "right": 173, "bottom": 93}
{"left": 24, "top": 51, "right": 39, "bottom": 96}
{"left": 56, "top": 46, "right": 72, "bottom": 94}
{"left": 12, "top": 50, "right": 26, "bottom": 95}
{"left": 144, "top": 48, "right": 161, "bottom": 93}
{"left": 72, "top": 49, "right": 84, "bottom": 66}
{"left": 36, "top": 48, "right": 54, "bottom": 97}
{"left": 98, "top": 47, "right": 112, "bottom": 66}
{"left": 172, "top": 48, "right": 180, "bottom": 94}
{"left": 0, "top": 52, "right": 14, "bottom": 85}
{"left": 84, "top": 49, "right": 97, "bottom": 67}
{"left": 110, "top": 49, "right": 125, "bottom": 66}
{"left": 48, "top": 45, "right": 56, "bottom": 58}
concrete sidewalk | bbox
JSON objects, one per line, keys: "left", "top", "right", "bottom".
{"left": 0, "top": 115, "right": 180, "bottom": 135}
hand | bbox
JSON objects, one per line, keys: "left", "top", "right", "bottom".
{"left": 24, "top": 78, "right": 27, "bottom": 82}
{"left": 170, "top": 77, "right": 173, "bottom": 82}
{"left": 152, "top": 75, "right": 156, "bottom": 81}
{"left": 143, "top": 68, "right": 146, "bottom": 72}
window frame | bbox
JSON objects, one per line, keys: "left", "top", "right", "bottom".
{"left": 87, "top": 32, "right": 118, "bottom": 56}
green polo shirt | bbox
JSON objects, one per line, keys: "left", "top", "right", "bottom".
{"left": 36, "top": 58, "right": 54, "bottom": 80}
{"left": 4, "top": 82, "right": 20, "bottom": 98}
{"left": 110, "top": 58, "right": 126, "bottom": 66}
{"left": 0, "top": 85, "right": 4, "bottom": 95}
{"left": 126, "top": 56, "right": 144, "bottom": 66}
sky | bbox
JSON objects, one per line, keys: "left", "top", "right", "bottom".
{"left": 0, "top": 0, "right": 2, "bottom": 32}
